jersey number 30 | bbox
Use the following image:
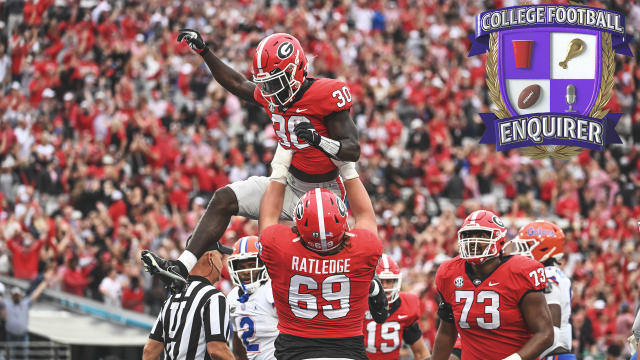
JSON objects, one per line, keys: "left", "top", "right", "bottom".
{"left": 455, "top": 290, "right": 500, "bottom": 329}
{"left": 288, "top": 274, "right": 350, "bottom": 319}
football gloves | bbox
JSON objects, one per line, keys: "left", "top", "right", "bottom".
{"left": 177, "top": 29, "right": 208, "bottom": 54}
{"left": 294, "top": 122, "right": 321, "bottom": 146}
{"left": 294, "top": 122, "right": 341, "bottom": 159}
{"left": 368, "top": 275, "right": 389, "bottom": 324}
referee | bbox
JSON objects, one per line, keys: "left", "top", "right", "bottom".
{"left": 142, "top": 242, "right": 234, "bottom": 360}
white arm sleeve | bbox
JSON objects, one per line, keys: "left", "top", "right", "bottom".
{"left": 331, "top": 159, "right": 359, "bottom": 180}
{"left": 269, "top": 143, "right": 293, "bottom": 184}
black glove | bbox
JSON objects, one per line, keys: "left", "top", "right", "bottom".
{"left": 177, "top": 29, "right": 208, "bottom": 54}
{"left": 294, "top": 121, "right": 321, "bottom": 147}
{"left": 368, "top": 276, "right": 389, "bottom": 324}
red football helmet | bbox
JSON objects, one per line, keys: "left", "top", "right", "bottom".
{"left": 511, "top": 220, "right": 565, "bottom": 263}
{"left": 227, "top": 236, "right": 268, "bottom": 294}
{"left": 376, "top": 254, "right": 402, "bottom": 303}
{"left": 294, "top": 188, "right": 348, "bottom": 253}
{"left": 252, "top": 33, "right": 307, "bottom": 108}
{"left": 458, "top": 210, "right": 507, "bottom": 265}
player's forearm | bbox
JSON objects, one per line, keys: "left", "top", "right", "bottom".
{"left": 411, "top": 339, "right": 431, "bottom": 360}
{"left": 335, "top": 137, "right": 360, "bottom": 162}
{"left": 512, "top": 331, "right": 554, "bottom": 360}
{"left": 259, "top": 181, "right": 286, "bottom": 233}
{"left": 430, "top": 325, "right": 457, "bottom": 360}
{"left": 200, "top": 49, "right": 255, "bottom": 103}
{"left": 343, "top": 178, "right": 377, "bottom": 234}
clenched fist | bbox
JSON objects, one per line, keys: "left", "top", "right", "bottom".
{"left": 177, "top": 29, "right": 207, "bottom": 53}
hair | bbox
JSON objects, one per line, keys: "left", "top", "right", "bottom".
{"left": 542, "top": 258, "right": 559, "bottom": 267}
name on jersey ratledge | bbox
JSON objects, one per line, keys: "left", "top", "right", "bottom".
{"left": 291, "top": 256, "right": 351, "bottom": 275}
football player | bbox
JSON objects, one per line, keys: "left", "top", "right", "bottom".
{"left": 141, "top": 30, "right": 361, "bottom": 293}
{"left": 430, "top": 210, "right": 554, "bottom": 360}
{"left": 257, "top": 174, "right": 387, "bottom": 359}
{"left": 364, "top": 254, "right": 430, "bottom": 360}
{"left": 227, "top": 235, "right": 278, "bottom": 360}
{"left": 508, "top": 220, "right": 575, "bottom": 360}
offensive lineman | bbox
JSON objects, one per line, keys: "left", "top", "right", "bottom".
{"left": 227, "top": 235, "right": 279, "bottom": 360}
{"left": 364, "top": 254, "right": 430, "bottom": 359}
{"left": 258, "top": 172, "right": 388, "bottom": 359}
{"left": 431, "top": 210, "right": 554, "bottom": 360}
{"left": 509, "top": 220, "right": 575, "bottom": 360}
{"left": 142, "top": 30, "right": 362, "bottom": 293}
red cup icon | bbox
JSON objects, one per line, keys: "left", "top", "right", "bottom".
{"left": 512, "top": 40, "right": 534, "bottom": 69}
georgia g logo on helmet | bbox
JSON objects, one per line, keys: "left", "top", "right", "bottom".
{"left": 277, "top": 42, "right": 294, "bottom": 59}
{"left": 337, "top": 198, "right": 346, "bottom": 217}
{"left": 295, "top": 201, "right": 304, "bottom": 220}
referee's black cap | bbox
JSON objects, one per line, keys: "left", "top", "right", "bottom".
{"left": 186, "top": 235, "right": 234, "bottom": 255}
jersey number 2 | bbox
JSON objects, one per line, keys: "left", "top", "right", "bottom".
{"left": 288, "top": 274, "right": 350, "bottom": 319}
{"left": 239, "top": 316, "right": 259, "bottom": 352}
{"left": 455, "top": 290, "right": 500, "bottom": 329}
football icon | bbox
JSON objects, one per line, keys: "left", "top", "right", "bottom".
{"left": 517, "top": 84, "right": 541, "bottom": 109}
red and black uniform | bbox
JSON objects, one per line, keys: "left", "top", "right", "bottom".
{"left": 364, "top": 292, "right": 423, "bottom": 360}
{"left": 253, "top": 77, "right": 353, "bottom": 177}
{"left": 436, "top": 255, "right": 547, "bottom": 360}
{"left": 259, "top": 224, "right": 382, "bottom": 360}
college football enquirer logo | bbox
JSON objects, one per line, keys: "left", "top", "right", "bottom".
{"left": 468, "top": 2, "right": 631, "bottom": 159}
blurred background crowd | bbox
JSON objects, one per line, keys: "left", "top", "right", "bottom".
{"left": 0, "top": 0, "right": 639, "bottom": 358}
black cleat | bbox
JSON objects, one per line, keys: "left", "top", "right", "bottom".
{"left": 141, "top": 250, "right": 189, "bottom": 293}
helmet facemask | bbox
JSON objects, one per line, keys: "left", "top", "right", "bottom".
{"left": 254, "top": 58, "right": 301, "bottom": 108}
{"left": 379, "top": 274, "right": 402, "bottom": 304}
{"left": 227, "top": 255, "right": 268, "bottom": 294}
{"left": 508, "top": 237, "right": 538, "bottom": 259}
{"left": 458, "top": 228, "right": 505, "bottom": 265}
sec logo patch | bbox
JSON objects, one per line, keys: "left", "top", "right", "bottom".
{"left": 454, "top": 276, "right": 464, "bottom": 288}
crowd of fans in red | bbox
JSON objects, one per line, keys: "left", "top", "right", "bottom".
{"left": 0, "top": 0, "right": 639, "bottom": 358}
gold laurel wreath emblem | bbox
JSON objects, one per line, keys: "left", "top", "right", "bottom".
{"left": 485, "top": 26, "right": 615, "bottom": 160}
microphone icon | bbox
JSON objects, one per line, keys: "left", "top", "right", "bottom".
{"left": 565, "top": 84, "right": 576, "bottom": 112}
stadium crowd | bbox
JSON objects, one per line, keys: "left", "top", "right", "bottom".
{"left": 0, "top": 0, "right": 639, "bottom": 358}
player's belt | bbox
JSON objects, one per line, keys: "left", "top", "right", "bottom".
{"left": 289, "top": 165, "right": 339, "bottom": 183}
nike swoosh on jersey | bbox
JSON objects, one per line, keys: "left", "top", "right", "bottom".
{"left": 488, "top": 282, "right": 500, "bottom": 286}
{"left": 398, "top": 315, "right": 408, "bottom": 319}
{"left": 295, "top": 108, "right": 307, "bottom": 113}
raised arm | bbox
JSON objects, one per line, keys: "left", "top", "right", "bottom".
{"left": 178, "top": 29, "right": 258, "bottom": 104}
{"left": 258, "top": 144, "right": 293, "bottom": 233}
{"left": 344, "top": 176, "right": 376, "bottom": 234}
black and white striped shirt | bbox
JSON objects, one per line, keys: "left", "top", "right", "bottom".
{"left": 150, "top": 276, "right": 230, "bottom": 360}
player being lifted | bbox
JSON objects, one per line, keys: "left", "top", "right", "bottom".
{"left": 364, "top": 254, "right": 430, "bottom": 360}
{"left": 227, "top": 235, "right": 278, "bottom": 360}
{"left": 142, "top": 30, "right": 362, "bottom": 292}
{"left": 257, "top": 169, "right": 388, "bottom": 359}
{"left": 431, "top": 210, "right": 554, "bottom": 360}
{"left": 509, "top": 221, "right": 575, "bottom": 360}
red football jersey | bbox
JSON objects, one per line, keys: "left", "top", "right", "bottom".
{"left": 435, "top": 255, "right": 547, "bottom": 360}
{"left": 253, "top": 78, "right": 353, "bottom": 175}
{"left": 364, "top": 292, "right": 422, "bottom": 360}
{"left": 259, "top": 224, "right": 381, "bottom": 338}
